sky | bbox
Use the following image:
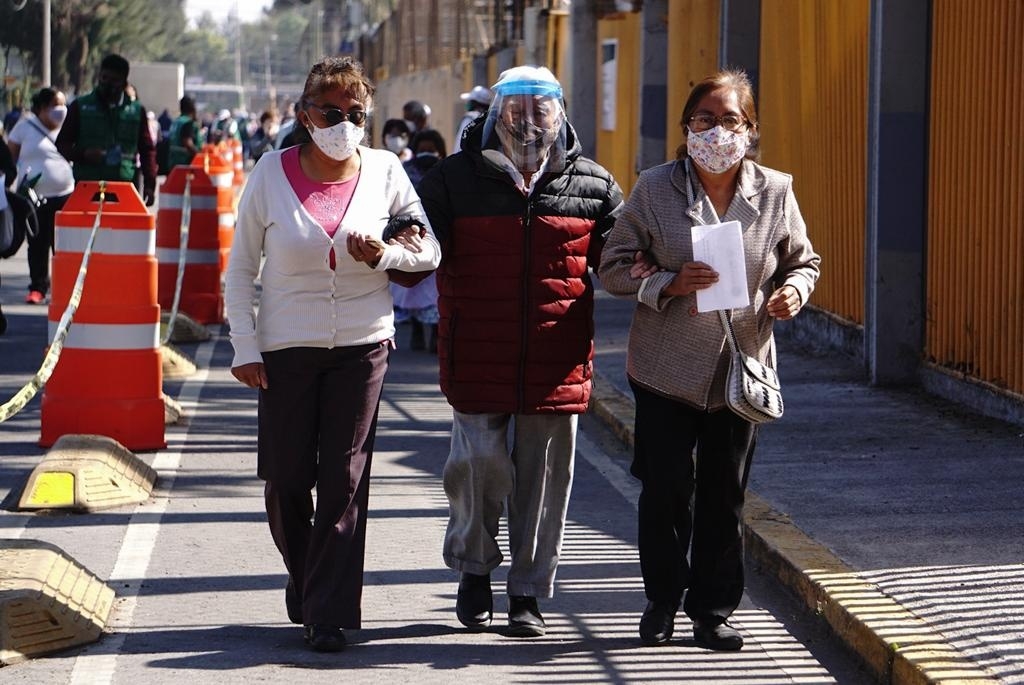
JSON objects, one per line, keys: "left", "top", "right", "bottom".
{"left": 184, "top": 0, "right": 274, "bottom": 26}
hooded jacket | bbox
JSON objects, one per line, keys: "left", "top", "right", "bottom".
{"left": 417, "top": 118, "right": 622, "bottom": 414}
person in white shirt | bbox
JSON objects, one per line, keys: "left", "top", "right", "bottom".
{"left": 7, "top": 87, "right": 75, "bottom": 304}
{"left": 224, "top": 56, "right": 440, "bottom": 653}
{"left": 452, "top": 85, "right": 493, "bottom": 153}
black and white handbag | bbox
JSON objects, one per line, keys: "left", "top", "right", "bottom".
{"left": 719, "top": 309, "right": 783, "bottom": 424}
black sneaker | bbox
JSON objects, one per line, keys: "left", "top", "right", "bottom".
{"left": 305, "top": 624, "right": 346, "bottom": 652}
{"left": 693, "top": 620, "right": 744, "bottom": 651}
{"left": 456, "top": 572, "right": 492, "bottom": 629}
{"left": 507, "top": 596, "right": 546, "bottom": 637}
{"left": 639, "top": 600, "right": 679, "bottom": 645}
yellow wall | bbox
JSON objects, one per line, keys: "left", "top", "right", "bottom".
{"left": 927, "top": 0, "right": 1024, "bottom": 395}
{"left": 666, "top": 0, "right": 721, "bottom": 160}
{"left": 596, "top": 12, "right": 642, "bottom": 196}
{"left": 759, "top": 0, "right": 869, "bottom": 325}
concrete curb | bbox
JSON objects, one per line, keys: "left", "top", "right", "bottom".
{"left": 589, "top": 369, "right": 1000, "bottom": 685}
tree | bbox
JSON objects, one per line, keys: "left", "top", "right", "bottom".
{"left": 0, "top": 0, "right": 188, "bottom": 93}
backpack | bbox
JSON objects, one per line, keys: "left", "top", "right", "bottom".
{"left": 0, "top": 188, "right": 39, "bottom": 259}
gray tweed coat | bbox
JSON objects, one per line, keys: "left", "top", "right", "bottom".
{"left": 598, "top": 158, "right": 820, "bottom": 411}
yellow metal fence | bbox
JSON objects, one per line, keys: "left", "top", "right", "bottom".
{"left": 927, "top": 0, "right": 1024, "bottom": 395}
{"left": 758, "top": 0, "right": 869, "bottom": 325}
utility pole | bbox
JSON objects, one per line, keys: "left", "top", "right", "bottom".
{"left": 42, "top": 0, "right": 51, "bottom": 85}
{"left": 234, "top": 0, "right": 243, "bottom": 101}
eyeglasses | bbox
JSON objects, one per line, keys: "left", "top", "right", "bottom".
{"left": 309, "top": 104, "right": 367, "bottom": 126}
{"left": 687, "top": 113, "right": 747, "bottom": 132}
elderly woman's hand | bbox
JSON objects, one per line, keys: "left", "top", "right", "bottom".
{"left": 347, "top": 233, "right": 386, "bottom": 267}
{"left": 629, "top": 251, "right": 660, "bottom": 279}
{"left": 665, "top": 261, "right": 719, "bottom": 296}
{"left": 388, "top": 225, "right": 425, "bottom": 253}
{"left": 232, "top": 362, "right": 268, "bottom": 389}
{"left": 767, "top": 284, "right": 802, "bottom": 320}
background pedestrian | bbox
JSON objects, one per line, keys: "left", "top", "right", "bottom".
{"left": 6, "top": 87, "right": 75, "bottom": 305}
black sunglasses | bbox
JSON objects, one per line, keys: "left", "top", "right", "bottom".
{"left": 309, "top": 104, "right": 367, "bottom": 126}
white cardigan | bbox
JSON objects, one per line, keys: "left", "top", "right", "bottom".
{"left": 224, "top": 146, "right": 441, "bottom": 367}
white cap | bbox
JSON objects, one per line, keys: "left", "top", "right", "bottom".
{"left": 217, "top": 109, "right": 231, "bottom": 120}
{"left": 460, "top": 85, "right": 493, "bottom": 106}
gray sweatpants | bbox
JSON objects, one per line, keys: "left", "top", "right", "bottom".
{"left": 442, "top": 411, "right": 578, "bottom": 598}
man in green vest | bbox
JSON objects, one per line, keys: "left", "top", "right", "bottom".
{"left": 56, "top": 54, "right": 157, "bottom": 206}
{"left": 167, "top": 95, "right": 202, "bottom": 169}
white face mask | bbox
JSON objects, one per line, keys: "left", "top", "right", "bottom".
{"left": 686, "top": 126, "right": 749, "bottom": 174}
{"left": 403, "top": 119, "right": 418, "bottom": 134}
{"left": 384, "top": 135, "right": 408, "bottom": 154}
{"left": 46, "top": 105, "right": 68, "bottom": 127}
{"left": 308, "top": 119, "right": 364, "bottom": 161}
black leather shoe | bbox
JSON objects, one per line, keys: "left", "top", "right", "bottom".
{"left": 285, "top": 579, "right": 302, "bottom": 625}
{"left": 456, "top": 573, "right": 492, "bottom": 629}
{"left": 693, "top": 620, "right": 744, "bottom": 651}
{"left": 305, "top": 624, "right": 346, "bottom": 652}
{"left": 639, "top": 600, "right": 679, "bottom": 645}
{"left": 507, "top": 596, "right": 546, "bottom": 637}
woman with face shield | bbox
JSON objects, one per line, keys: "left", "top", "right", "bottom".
{"left": 416, "top": 65, "right": 624, "bottom": 637}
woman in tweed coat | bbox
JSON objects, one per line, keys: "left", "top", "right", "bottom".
{"left": 598, "top": 70, "right": 819, "bottom": 651}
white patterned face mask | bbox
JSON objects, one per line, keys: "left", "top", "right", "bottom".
{"left": 309, "top": 119, "right": 364, "bottom": 161}
{"left": 687, "top": 126, "right": 748, "bottom": 174}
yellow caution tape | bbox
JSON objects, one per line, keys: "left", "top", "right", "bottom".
{"left": 161, "top": 173, "right": 193, "bottom": 347}
{"left": 0, "top": 182, "right": 107, "bottom": 422}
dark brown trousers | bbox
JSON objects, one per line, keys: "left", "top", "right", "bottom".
{"left": 258, "top": 342, "right": 389, "bottom": 628}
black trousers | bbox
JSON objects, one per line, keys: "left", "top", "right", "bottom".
{"left": 630, "top": 380, "right": 757, "bottom": 624}
{"left": 27, "top": 193, "right": 70, "bottom": 294}
{"left": 259, "top": 342, "right": 389, "bottom": 628}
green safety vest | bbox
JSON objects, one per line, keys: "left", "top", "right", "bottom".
{"left": 72, "top": 90, "right": 143, "bottom": 182}
{"left": 168, "top": 115, "right": 202, "bottom": 168}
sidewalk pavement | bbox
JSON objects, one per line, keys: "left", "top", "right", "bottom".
{"left": 0, "top": 254, "right": 871, "bottom": 684}
{"left": 589, "top": 285, "right": 1024, "bottom": 684}
{"left": 0, "top": 247, "right": 1020, "bottom": 683}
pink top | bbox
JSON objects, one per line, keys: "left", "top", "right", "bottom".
{"left": 281, "top": 146, "right": 358, "bottom": 239}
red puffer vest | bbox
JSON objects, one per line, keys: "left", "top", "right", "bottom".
{"left": 419, "top": 120, "right": 623, "bottom": 414}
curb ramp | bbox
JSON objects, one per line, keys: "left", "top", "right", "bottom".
{"left": 589, "top": 368, "right": 1000, "bottom": 685}
{"left": 0, "top": 539, "right": 114, "bottom": 665}
{"left": 18, "top": 434, "right": 157, "bottom": 512}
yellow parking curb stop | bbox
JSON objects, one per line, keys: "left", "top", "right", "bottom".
{"left": 18, "top": 434, "right": 157, "bottom": 512}
{"left": 0, "top": 539, "right": 114, "bottom": 664}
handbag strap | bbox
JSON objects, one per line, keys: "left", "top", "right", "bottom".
{"left": 718, "top": 309, "right": 742, "bottom": 356}
{"left": 684, "top": 160, "right": 761, "bottom": 356}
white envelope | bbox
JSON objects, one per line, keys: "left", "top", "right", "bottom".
{"left": 691, "top": 220, "right": 749, "bottom": 312}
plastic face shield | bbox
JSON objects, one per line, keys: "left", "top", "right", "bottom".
{"left": 483, "top": 78, "right": 566, "bottom": 173}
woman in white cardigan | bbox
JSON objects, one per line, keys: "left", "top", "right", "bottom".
{"left": 225, "top": 56, "right": 440, "bottom": 652}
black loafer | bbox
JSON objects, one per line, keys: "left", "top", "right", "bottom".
{"left": 693, "top": 620, "right": 744, "bottom": 651}
{"left": 456, "top": 572, "right": 493, "bottom": 629}
{"left": 305, "top": 624, "right": 346, "bottom": 652}
{"left": 507, "top": 596, "right": 546, "bottom": 637}
{"left": 285, "top": 579, "right": 302, "bottom": 625}
{"left": 639, "top": 600, "right": 679, "bottom": 645}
